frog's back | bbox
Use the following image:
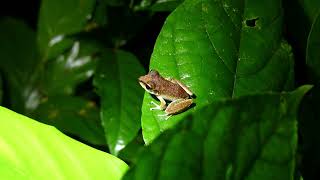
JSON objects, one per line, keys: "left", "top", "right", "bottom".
{"left": 156, "top": 78, "right": 190, "bottom": 101}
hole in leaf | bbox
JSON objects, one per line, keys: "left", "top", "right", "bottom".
{"left": 245, "top": 17, "right": 259, "bottom": 27}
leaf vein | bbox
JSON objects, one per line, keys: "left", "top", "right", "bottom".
{"left": 201, "top": 1, "right": 234, "bottom": 75}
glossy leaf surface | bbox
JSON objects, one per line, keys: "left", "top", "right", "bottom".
{"left": 0, "top": 106, "right": 128, "bottom": 179}
{"left": 94, "top": 50, "right": 145, "bottom": 155}
{"left": 125, "top": 86, "right": 311, "bottom": 180}
{"left": 141, "top": 0, "right": 294, "bottom": 144}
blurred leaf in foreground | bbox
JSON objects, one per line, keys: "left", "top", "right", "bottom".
{"left": 0, "top": 106, "right": 128, "bottom": 179}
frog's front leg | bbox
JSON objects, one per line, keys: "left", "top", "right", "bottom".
{"left": 150, "top": 95, "right": 166, "bottom": 110}
{"left": 165, "top": 98, "right": 193, "bottom": 115}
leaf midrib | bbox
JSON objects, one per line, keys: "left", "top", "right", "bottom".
{"left": 200, "top": 0, "right": 245, "bottom": 98}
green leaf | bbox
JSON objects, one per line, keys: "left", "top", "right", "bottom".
{"left": 40, "top": 40, "right": 100, "bottom": 96}
{"left": 0, "top": 106, "right": 128, "bottom": 179}
{"left": 93, "top": 50, "right": 145, "bottom": 155}
{"left": 0, "top": 18, "right": 40, "bottom": 113}
{"left": 306, "top": 13, "right": 320, "bottom": 82}
{"left": 37, "top": 0, "right": 96, "bottom": 58}
{"left": 141, "top": 0, "right": 294, "bottom": 144}
{"left": 124, "top": 86, "right": 311, "bottom": 180}
{"left": 31, "top": 96, "right": 105, "bottom": 146}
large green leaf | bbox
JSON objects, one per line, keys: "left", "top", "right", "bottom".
{"left": 306, "top": 13, "right": 320, "bottom": 82}
{"left": 31, "top": 96, "right": 105, "bottom": 146}
{"left": 37, "top": 0, "right": 96, "bottom": 59}
{"left": 93, "top": 50, "right": 145, "bottom": 155}
{"left": 124, "top": 85, "right": 311, "bottom": 180}
{"left": 0, "top": 106, "right": 128, "bottom": 179}
{"left": 141, "top": 0, "right": 294, "bottom": 144}
{"left": 0, "top": 18, "right": 40, "bottom": 113}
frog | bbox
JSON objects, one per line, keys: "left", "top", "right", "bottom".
{"left": 138, "top": 70, "right": 194, "bottom": 119}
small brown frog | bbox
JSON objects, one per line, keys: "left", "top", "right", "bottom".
{"left": 138, "top": 70, "right": 194, "bottom": 118}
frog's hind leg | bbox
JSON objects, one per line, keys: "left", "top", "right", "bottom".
{"left": 165, "top": 99, "right": 193, "bottom": 115}
{"left": 158, "top": 98, "right": 193, "bottom": 120}
{"left": 150, "top": 96, "right": 166, "bottom": 110}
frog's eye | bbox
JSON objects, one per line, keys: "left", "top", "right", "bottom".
{"left": 146, "top": 84, "right": 152, "bottom": 90}
{"left": 146, "top": 81, "right": 156, "bottom": 90}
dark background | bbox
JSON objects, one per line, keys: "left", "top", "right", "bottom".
{"left": 0, "top": 1, "right": 40, "bottom": 29}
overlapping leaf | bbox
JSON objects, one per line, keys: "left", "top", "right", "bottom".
{"left": 125, "top": 86, "right": 311, "bottom": 180}
{"left": 0, "top": 106, "right": 128, "bottom": 179}
{"left": 141, "top": 0, "right": 294, "bottom": 144}
{"left": 94, "top": 50, "right": 145, "bottom": 155}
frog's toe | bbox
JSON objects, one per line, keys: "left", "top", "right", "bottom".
{"left": 150, "top": 107, "right": 161, "bottom": 110}
{"left": 157, "top": 113, "right": 171, "bottom": 120}
{"left": 150, "top": 101, "right": 162, "bottom": 110}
